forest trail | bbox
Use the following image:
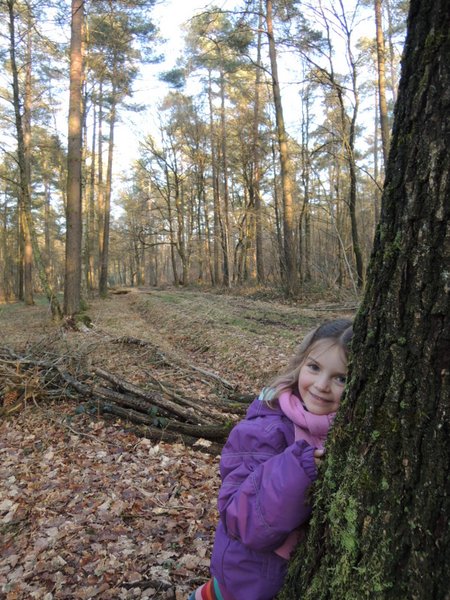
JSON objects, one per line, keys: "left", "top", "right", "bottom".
{"left": 0, "top": 289, "right": 356, "bottom": 599}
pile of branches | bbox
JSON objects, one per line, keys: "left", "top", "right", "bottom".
{"left": 0, "top": 338, "right": 251, "bottom": 454}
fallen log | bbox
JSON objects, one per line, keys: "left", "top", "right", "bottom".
{"left": 93, "top": 367, "right": 219, "bottom": 424}
{"left": 95, "top": 401, "right": 232, "bottom": 441}
{"left": 95, "top": 402, "right": 224, "bottom": 454}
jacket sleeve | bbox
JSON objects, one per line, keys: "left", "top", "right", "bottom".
{"left": 217, "top": 417, "right": 318, "bottom": 551}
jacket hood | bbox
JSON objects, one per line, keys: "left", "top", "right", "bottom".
{"left": 245, "top": 396, "right": 284, "bottom": 420}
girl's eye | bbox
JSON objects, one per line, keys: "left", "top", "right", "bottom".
{"left": 335, "top": 375, "right": 347, "bottom": 385}
{"left": 307, "top": 363, "right": 320, "bottom": 371}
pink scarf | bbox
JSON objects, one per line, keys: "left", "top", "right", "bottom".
{"left": 278, "top": 390, "right": 335, "bottom": 449}
{"left": 274, "top": 390, "right": 335, "bottom": 559}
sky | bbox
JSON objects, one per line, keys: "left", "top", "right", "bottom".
{"left": 114, "top": 0, "right": 237, "bottom": 172}
{"left": 112, "top": 0, "right": 379, "bottom": 187}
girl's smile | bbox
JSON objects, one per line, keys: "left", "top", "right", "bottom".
{"left": 297, "top": 340, "right": 348, "bottom": 415}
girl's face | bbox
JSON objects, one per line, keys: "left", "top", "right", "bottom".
{"left": 297, "top": 340, "right": 348, "bottom": 415}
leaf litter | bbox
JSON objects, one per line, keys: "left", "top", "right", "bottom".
{"left": 1, "top": 403, "right": 219, "bottom": 599}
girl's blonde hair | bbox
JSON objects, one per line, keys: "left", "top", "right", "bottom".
{"left": 261, "top": 319, "right": 353, "bottom": 402}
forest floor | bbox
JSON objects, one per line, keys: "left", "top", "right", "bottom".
{"left": 0, "top": 287, "right": 356, "bottom": 600}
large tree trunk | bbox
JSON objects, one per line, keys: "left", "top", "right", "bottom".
{"left": 64, "top": 0, "right": 84, "bottom": 315}
{"left": 279, "top": 0, "right": 450, "bottom": 598}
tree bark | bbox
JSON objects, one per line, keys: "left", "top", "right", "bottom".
{"left": 219, "top": 66, "right": 231, "bottom": 287}
{"left": 279, "top": 0, "right": 450, "bottom": 597}
{"left": 253, "top": 0, "right": 265, "bottom": 284}
{"left": 266, "top": 0, "right": 298, "bottom": 297}
{"left": 22, "top": 13, "right": 33, "bottom": 306}
{"left": 208, "top": 70, "right": 221, "bottom": 286}
{"left": 99, "top": 84, "right": 116, "bottom": 297}
{"left": 64, "top": 0, "right": 84, "bottom": 315}
{"left": 375, "top": 0, "right": 390, "bottom": 164}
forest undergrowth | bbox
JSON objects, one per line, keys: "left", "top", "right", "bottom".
{"left": 0, "top": 288, "right": 356, "bottom": 599}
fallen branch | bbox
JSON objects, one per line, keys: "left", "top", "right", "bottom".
{"left": 111, "top": 336, "right": 236, "bottom": 391}
{"left": 93, "top": 367, "right": 219, "bottom": 424}
{"left": 96, "top": 402, "right": 224, "bottom": 454}
{"left": 96, "top": 402, "right": 231, "bottom": 442}
{"left": 0, "top": 345, "right": 240, "bottom": 453}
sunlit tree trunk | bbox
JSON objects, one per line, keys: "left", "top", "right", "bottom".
{"left": 208, "top": 70, "right": 221, "bottom": 285}
{"left": 266, "top": 0, "right": 298, "bottom": 296}
{"left": 279, "top": 0, "right": 450, "bottom": 596}
{"left": 219, "top": 67, "right": 231, "bottom": 287}
{"left": 375, "top": 0, "right": 390, "bottom": 164}
{"left": 271, "top": 140, "right": 283, "bottom": 279}
{"left": 22, "top": 13, "right": 33, "bottom": 306}
{"left": 97, "top": 82, "right": 105, "bottom": 292}
{"left": 99, "top": 85, "right": 116, "bottom": 297}
{"left": 385, "top": 0, "right": 398, "bottom": 105}
{"left": 64, "top": 0, "right": 84, "bottom": 315}
{"left": 299, "top": 82, "right": 312, "bottom": 283}
{"left": 86, "top": 98, "right": 97, "bottom": 291}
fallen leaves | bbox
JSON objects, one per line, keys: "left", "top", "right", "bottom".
{"left": 1, "top": 404, "right": 220, "bottom": 599}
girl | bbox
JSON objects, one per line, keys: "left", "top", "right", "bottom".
{"left": 189, "top": 319, "right": 353, "bottom": 600}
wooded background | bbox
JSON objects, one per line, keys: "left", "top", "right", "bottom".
{"left": 0, "top": 0, "right": 407, "bottom": 313}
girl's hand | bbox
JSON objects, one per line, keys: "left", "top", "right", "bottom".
{"left": 314, "top": 448, "right": 325, "bottom": 468}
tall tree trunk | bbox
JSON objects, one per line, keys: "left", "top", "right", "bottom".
{"left": 373, "top": 93, "right": 382, "bottom": 227}
{"left": 385, "top": 0, "right": 398, "bottom": 105}
{"left": 219, "top": 67, "right": 231, "bottom": 287}
{"left": 99, "top": 91, "right": 116, "bottom": 297}
{"left": 164, "top": 165, "right": 179, "bottom": 285}
{"left": 174, "top": 169, "right": 189, "bottom": 286}
{"left": 299, "top": 81, "right": 312, "bottom": 283}
{"left": 280, "top": 0, "right": 449, "bottom": 597}
{"left": 201, "top": 174, "right": 214, "bottom": 284}
{"left": 22, "top": 14, "right": 33, "bottom": 306}
{"left": 266, "top": 0, "right": 297, "bottom": 296}
{"left": 97, "top": 82, "right": 105, "bottom": 293}
{"left": 208, "top": 70, "right": 220, "bottom": 285}
{"left": 253, "top": 0, "right": 265, "bottom": 284}
{"left": 43, "top": 172, "right": 52, "bottom": 279}
{"left": 271, "top": 140, "right": 283, "bottom": 280}
{"left": 64, "top": 0, "right": 84, "bottom": 315}
{"left": 1, "top": 195, "right": 12, "bottom": 301}
{"left": 337, "top": 16, "right": 364, "bottom": 289}
{"left": 17, "top": 205, "right": 24, "bottom": 301}
{"left": 7, "top": 0, "right": 61, "bottom": 318}
{"left": 86, "top": 99, "right": 97, "bottom": 291}
{"left": 375, "top": 0, "right": 390, "bottom": 164}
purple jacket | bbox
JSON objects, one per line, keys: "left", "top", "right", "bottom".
{"left": 210, "top": 397, "right": 326, "bottom": 600}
